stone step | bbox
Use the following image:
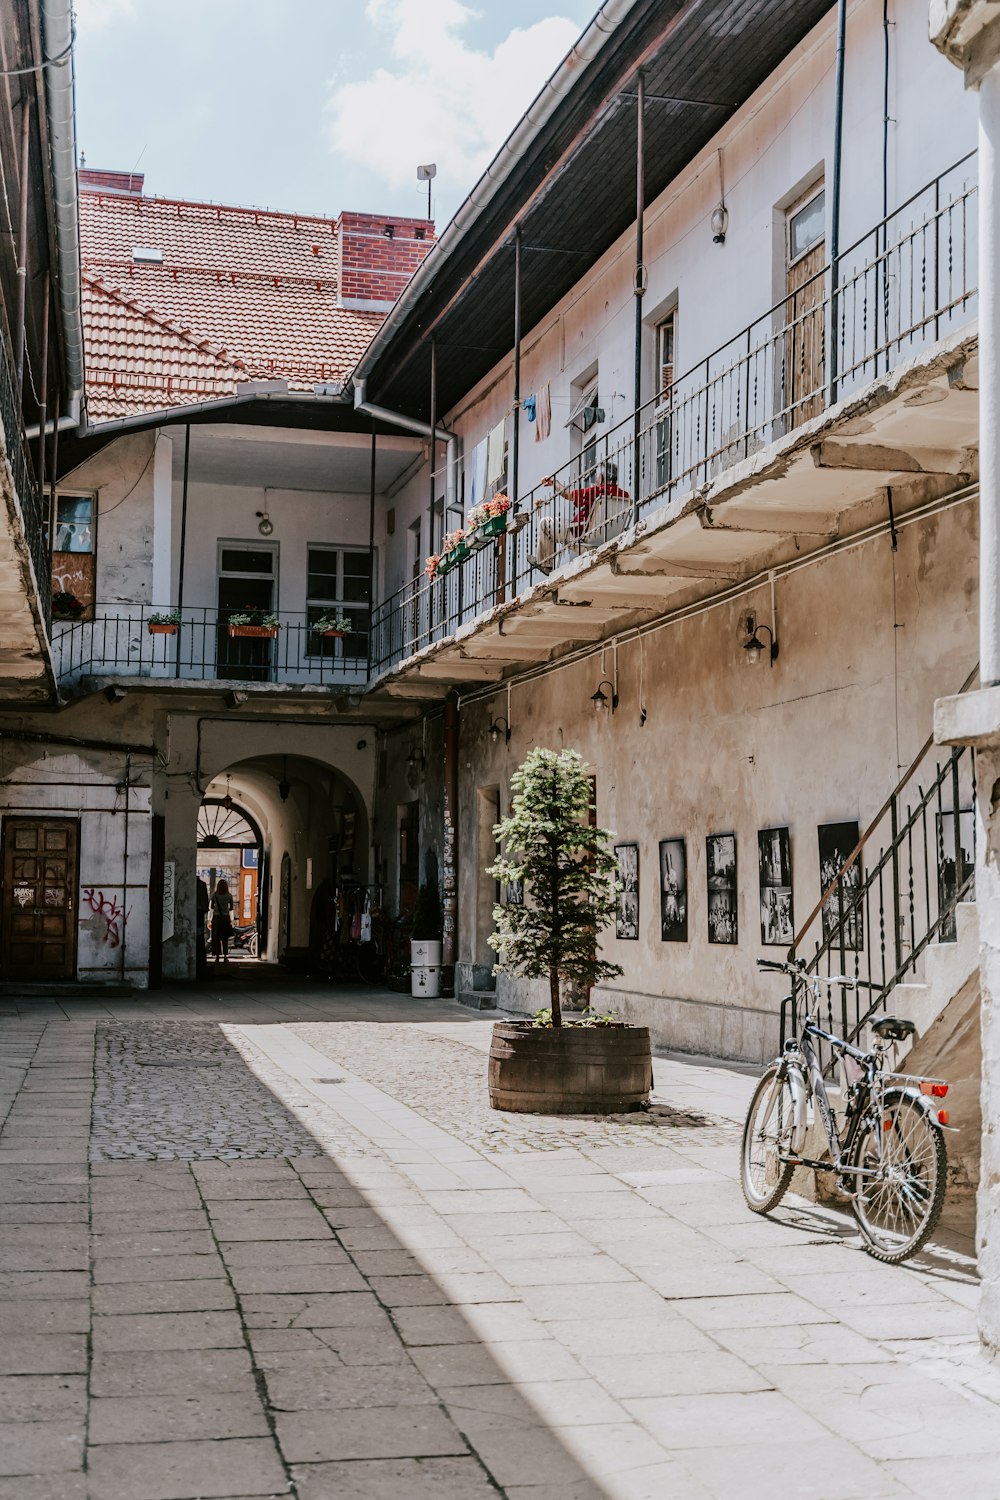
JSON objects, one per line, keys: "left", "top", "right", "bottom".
{"left": 457, "top": 990, "right": 497, "bottom": 1011}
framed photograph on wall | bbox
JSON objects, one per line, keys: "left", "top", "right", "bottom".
{"left": 758, "top": 827, "right": 793, "bottom": 946}
{"left": 614, "top": 842, "right": 639, "bottom": 940}
{"left": 706, "top": 833, "right": 737, "bottom": 945}
{"left": 659, "top": 839, "right": 687, "bottom": 942}
{"left": 818, "top": 821, "right": 863, "bottom": 951}
{"left": 503, "top": 875, "right": 524, "bottom": 907}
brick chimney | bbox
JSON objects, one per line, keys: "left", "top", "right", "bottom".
{"left": 79, "top": 167, "right": 145, "bottom": 197}
{"left": 335, "top": 212, "right": 435, "bottom": 311}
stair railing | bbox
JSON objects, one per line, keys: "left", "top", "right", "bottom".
{"left": 783, "top": 666, "right": 979, "bottom": 1053}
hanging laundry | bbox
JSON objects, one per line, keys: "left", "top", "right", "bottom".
{"left": 534, "top": 382, "right": 552, "bottom": 442}
{"left": 522, "top": 393, "right": 537, "bottom": 423}
{"left": 469, "top": 437, "right": 488, "bottom": 510}
{"left": 486, "top": 418, "right": 507, "bottom": 487}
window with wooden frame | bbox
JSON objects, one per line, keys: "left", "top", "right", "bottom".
{"left": 306, "top": 546, "right": 371, "bottom": 658}
{"left": 51, "top": 491, "right": 97, "bottom": 619}
{"left": 656, "top": 312, "right": 676, "bottom": 403}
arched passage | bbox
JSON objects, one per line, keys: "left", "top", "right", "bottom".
{"left": 197, "top": 798, "right": 265, "bottom": 961}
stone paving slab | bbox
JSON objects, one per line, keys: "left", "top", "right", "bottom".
{"left": 0, "top": 990, "right": 996, "bottom": 1499}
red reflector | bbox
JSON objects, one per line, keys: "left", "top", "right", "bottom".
{"left": 937, "top": 1110, "right": 950, "bottom": 1126}
{"left": 920, "top": 1082, "right": 949, "bottom": 1098}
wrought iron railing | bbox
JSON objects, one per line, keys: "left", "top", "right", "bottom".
{"left": 371, "top": 153, "right": 978, "bottom": 677}
{"left": 0, "top": 320, "right": 50, "bottom": 624}
{"left": 782, "top": 667, "right": 979, "bottom": 1055}
{"left": 53, "top": 605, "right": 369, "bottom": 689}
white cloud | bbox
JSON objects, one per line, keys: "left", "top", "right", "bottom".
{"left": 326, "top": 0, "right": 581, "bottom": 214}
{"left": 73, "top": 0, "right": 135, "bottom": 30}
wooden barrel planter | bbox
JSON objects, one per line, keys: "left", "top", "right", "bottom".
{"left": 488, "top": 1021, "right": 652, "bottom": 1115}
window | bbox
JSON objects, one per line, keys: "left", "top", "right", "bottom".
{"left": 54, "top": 495, "right": 94, "bottom": 553}
{"left": 306, "top": 547, "right": 371, "bottom": 658}
{"left": 788, "top": 189, "right": 825, "bottom": 265}
{"left": 656, "top": 313, "right": 676, "bottom": 402}
{"left": 51, "top": 492, "right": 97, "bottom": 619}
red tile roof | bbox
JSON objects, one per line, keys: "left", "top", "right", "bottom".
{"left": 79, "top": 184, "right": 430, "bottom": 422}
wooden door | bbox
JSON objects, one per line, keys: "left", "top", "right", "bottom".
{"left": 786, "top": 187, "right": 826, "bottom": 428}
{"left": 1, "top": 818, "right": 78, "bottom": 980}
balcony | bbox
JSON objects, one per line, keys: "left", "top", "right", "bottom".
{"left": 0, "top": 318, "right": 53, "bottom": 699}
{"left": 370, "top": 155, "right": 980, "bottom": 695}
{"left": 54, "top": 606, "right": 370, "bottom": 699}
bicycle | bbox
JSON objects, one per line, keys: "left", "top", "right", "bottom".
{"left": 740, "top": 957, "right": 953, "bottom": 1264}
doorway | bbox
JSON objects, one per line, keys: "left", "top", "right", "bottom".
{"left": 216, "top": 541, "right": 278, "bottom": 681}
{"left": 0, "top": 817, "right": 79, "bottom": 980}
{"left": 197, "top": 799, "right": 264, "bottom": 961}
{"left": 785, "top": 184, "right": 826, "bottom": 428}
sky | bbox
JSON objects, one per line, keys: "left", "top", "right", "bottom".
{"left": 73, "top": 0, "right": 597, "bottom": 227}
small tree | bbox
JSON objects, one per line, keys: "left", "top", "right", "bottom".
{"left": 487, "top": 747, "right": 623, "bottom": 1027}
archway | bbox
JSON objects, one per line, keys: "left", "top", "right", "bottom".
{"left": 196, "top": 797, "right": 265, "bottom": 963}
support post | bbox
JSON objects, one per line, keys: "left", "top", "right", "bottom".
{"left": 442, "top": 691, "right": 459, "bottom": 971}
{"left": 981, "top": 64, "right": 1000, "bottom": 686}
{"left": 37, "top": 274, "right": 49, "bottom": 499}
{"left": 828, "top": 0, "right": 847, "bottom": 405}
{"left": 511, "top": 225, "right": 522, "bottom": 511}
{"left": 367, "top": 423, "right": 377, "bottom": 677}
{"left": 428, "top": 335, "right": 437, "bottom": 560}
{"left": 15, "top": 96, "right": 31, "bottom": 402}
{"left": 632, "top": 69, "right": 646, "bottom": 524}
{"left": 174, "top": 425, "right": 191, "bottom": 678}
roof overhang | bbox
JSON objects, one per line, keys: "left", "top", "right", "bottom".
{"left": 355, "top": 0, "right": 834, "bottom": 420}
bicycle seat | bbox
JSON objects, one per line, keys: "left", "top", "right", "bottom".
{"left": 871, "top": 1016, "right": 917, "bottom": 1042}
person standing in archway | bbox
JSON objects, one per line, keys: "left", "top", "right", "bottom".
{"left": 210, "top": 879, "right": 235, "bottom": 965}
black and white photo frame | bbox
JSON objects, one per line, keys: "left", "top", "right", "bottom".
{"left": 614, "top": 842, "right": 639, "bottom": 940}
{"left": 758, "top": 827, "right": 793, "bottom": 946}
{"left": 706, "top": 833, "right": 737, "bottom": 944}
{"left": 659, "top": 838, "right": 687, "bottom": 942}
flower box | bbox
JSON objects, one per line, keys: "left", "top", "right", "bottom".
{"left": 147, "top": 622, "right": 178, "bottom": 636}
{"left": 438, "top": 541, "right": 471, "bottom": 574}
{"left": 469, "top": 513, "right": 508, "bottom": 547}
{"left": 229, "top": 624, "right": 279, "bottom": 639}
{"left": 320, "top": 628, "right": 346, "bottom": 639}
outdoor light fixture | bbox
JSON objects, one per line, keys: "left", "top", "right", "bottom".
{"left": 256, "top": 510, "right": 273, "bottom": 537}
{"left": 489, "top": 716, "right": 511, "bottom": 746}
{"left": 711, "top": 203, "right": 729, "bottom": 243}
{"left": 591, "top": 679, "right": 619, "bottom": 714}
{"left": 104, "top": 685, "right": 127, "bottom": 703}
{"left": 278, "top": 756, "right": 291, "bottom": 803}
{"left": 744, "top": 623, "right": 778, "bottom": 666}
{"left": 226, "top": 690, "right": 248, "bottom": 708}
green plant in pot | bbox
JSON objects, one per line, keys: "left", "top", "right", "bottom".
{"left": 486, "top": 747, "right": 651, "bottom": 1114}
{"left": 409, "top": 879, "right": 443, "bottom": 989}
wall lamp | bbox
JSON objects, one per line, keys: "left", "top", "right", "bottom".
{"left": 277, "top": 755, "right": 291, "bottom": 803}
{"left": 104, "top": 685, "right": 127, "bottom": 703}
{"left": 744, "top": 622, "right": 778, "bottom": 666}
{"left": 489, "top": 716, "right": 511, "bottom": 745}
{"left": 226, "top": 689, "right": 248, "bottom": 708}
{"left": 591, "top": 679, "right": 619, "bottom": 714}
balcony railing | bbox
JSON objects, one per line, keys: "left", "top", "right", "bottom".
{"left": 0, "top": 320, "right": 50, "bottom": 624}
{"left": 54, "top": 606, "right": 369, "bottom": 690}
{"left": 371, "top": 153, "right": 978, "bottom": 678}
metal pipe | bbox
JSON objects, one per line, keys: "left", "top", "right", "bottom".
{"left": 353, "top": 378, "right": 458, "bottom": 519}
{"left": 980, "top": 65, "right": 1000, "bottom": 683}
{"left": 367, "top": 423, "right": 376, "bottom": 679}
{"left": 15, "top": 95, "right": 31, "bottom": 400}
{"left": 442, "top": 690, "right": 459, "bottom": 969}
{"left": 25, "top": 387, "right": 80, "bottom": 439}
{"left": 633, "top": 69, "right": 646, "bottom": 522}
{"left": 49, "top": 392, "right": 59, "bottom": 541}
{"left": 40, "top": 0, "right": 84, "bottom": 422}
{"left": 511, "top": 225, "right": 522, "bottom": 510}
{"left": 174, "top": 425, "right": 191, "bottom": 679}
{"left": 428, "top": 334, "right": 437, "bottom": 557}
{"left": 828, "top": 0, "right": 848, "bottom": 404}
{"left": 37, "top": 273, "right": 49, "bottom": 498}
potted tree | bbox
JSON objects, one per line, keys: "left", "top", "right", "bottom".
{"left": 228, "top": 610, "right": 281, "bottom": 639}
{"left": 409, "top": 878, "right": 443, "bottom": 997}
{"left": 487, "top": 747, "right": 652, "bottom": 1114}
{"left": 147, "top": 610, "right": 181, "bottom": 636}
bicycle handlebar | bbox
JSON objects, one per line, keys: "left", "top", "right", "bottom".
{"left": 756, "top": 958, "right": 857, "bottom": 989}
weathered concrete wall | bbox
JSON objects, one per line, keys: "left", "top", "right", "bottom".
{"left": 457, "top": 497, "right": 978, "bottom": 1060}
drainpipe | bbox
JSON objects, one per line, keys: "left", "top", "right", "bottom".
{"left": 15, "top": 96, "right": 31, "bottom": 401}
{"left": 353, "top": 378, "right": 459, "bottom": 521}
{"left": 38, "top": 0, "right": 85, "bottom": 433}
{"left": 828, "top": 0, "right": 848, "bottom": 404}
{"left": 632, "top": 69, "right": 646, "bottom": 524}
{"left": 428, "top": 335, "right": 437, "bottom": 558}
{"left": 174, "top": 425, "right": 191, "bottom": 678}
{"left": 442, "top": 691, "right": 459, "bottom": 971}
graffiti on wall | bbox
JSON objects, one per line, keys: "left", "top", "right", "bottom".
{"left": 82, "top": 888, "right": 130, "bottom": 949}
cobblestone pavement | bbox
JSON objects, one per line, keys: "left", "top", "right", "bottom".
{"left": 0, "top": 986, "right": 998, "bottom": 1500}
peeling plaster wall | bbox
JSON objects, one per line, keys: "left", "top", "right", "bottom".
{"left": 382, "top": 0, "right": 977, "bottom": 591}
{"left": 458, "top": 499, "right": 979, "bottom": 1061}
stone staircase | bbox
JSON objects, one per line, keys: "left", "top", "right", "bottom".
{"left": 885, "top": 901, "right": 979, "bottom": 1064}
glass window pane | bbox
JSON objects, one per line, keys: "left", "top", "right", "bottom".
{"left": 55, "top": 496, "right": 93, "bottom": 553}
{"left": 220, "top": 548, "right": 274, "bottom": 574}
{"left": 789, "top": 191, "right": 825, "bottom": 261}
{"left": 341, "top": 573, "right": 369, "bottom": 603}
{"left": 307, "top": 548, "right": 338, "bottom": 575}
{"left": 343, "top": 551, "right": 369, "bottom": 577}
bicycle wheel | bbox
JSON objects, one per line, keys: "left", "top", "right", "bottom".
{"left": 848, "top": 1089, "right": 947, "bottom": 1264}
{"left": 740, "top": 1065, "right": 796, "bottom": 1214}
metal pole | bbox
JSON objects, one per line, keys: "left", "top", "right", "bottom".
{"left": 828, "top": 0, "right": 848, "bottom": 405}
{"left": 15, "top": 96, "right": 31, "bottom": 401}
{"left": 442, "top": 690, "right": 459, "bottom": 970}
{"left": 174, "top": 425, "right": 191, "bottom": 679}
{"left": 633, "top": 69, "right": 646, "bottom": 523}
{"left": 37, "top": 273, "right": 49, "bottom": 498}
{"left": 428, "top": 334, "right": 437, "bottom": 557}
{"left": 980, "top": 63, "right": 1000, "bottom": 683}
{"left": 366, "top": 422, "right": 376, "bottom": 678}
{"left": 511, "top": 226, "right": 522, "bottom": 510}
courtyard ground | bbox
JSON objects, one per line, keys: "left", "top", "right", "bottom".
{"left": 1, "top": 976, "right": 998, "bottom": 1500}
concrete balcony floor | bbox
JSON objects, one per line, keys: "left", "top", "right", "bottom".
{"left": 0, "top": 980, "right": 993, "bottom": 1500}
